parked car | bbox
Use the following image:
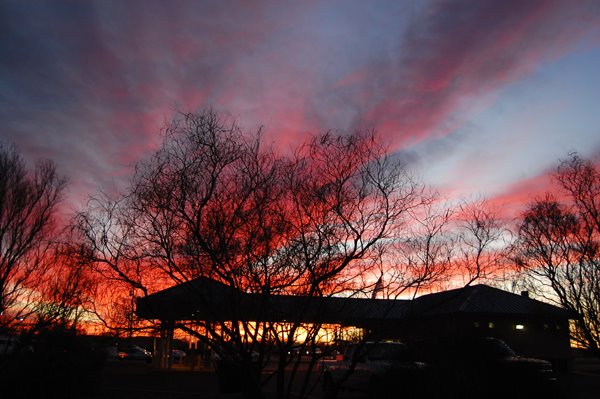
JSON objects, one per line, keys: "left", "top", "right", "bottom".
{"left": 288, "top": 345, "right": 322, "bottom": 358}
{"left": 117, "top": 344, "right": 152, "bottom": 363}
{"left": 0, "top": 335, "right": 18, "bottom": 355}
{"left": 413, "top": 336, "right": 559, "bottom": 399}
{"left": 171, "top": 348, "right": 186, "bottom": 361}
{"left": 322, "top": 341, "right": 430, "bottom": 399}
{"left": 104, "top": 344, "right": 118, "bottom": 359}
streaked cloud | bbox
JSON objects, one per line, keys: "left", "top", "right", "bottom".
{"left": 1, "top": 0, "right": 599, "bottom": 217}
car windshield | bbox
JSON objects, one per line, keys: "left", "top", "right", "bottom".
{"left": 478, "top": 338, "right": 516, "bottom": 358}
{"left": 367, "top": 343, "right": 409, "bottom": 361}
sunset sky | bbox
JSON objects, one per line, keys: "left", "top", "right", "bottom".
{"left": 2, "top": 0, "right": 600, "bottom": 219}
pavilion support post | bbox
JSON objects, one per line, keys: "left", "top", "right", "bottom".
{"left": 155, "top": 320, "right": 175, "bottom": 369}
{"left": 166, "top": 320, "right": 174, "bottom": 369}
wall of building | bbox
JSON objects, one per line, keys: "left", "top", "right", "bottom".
{"left": 378, "top": 313, "right": 571, "bottom": 371}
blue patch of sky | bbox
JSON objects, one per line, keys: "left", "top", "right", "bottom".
{"left": 413, "top": 43, "right": 600, "bottom": 197}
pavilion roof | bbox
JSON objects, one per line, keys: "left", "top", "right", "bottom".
{"left": 136, "top": 277, "right": 573, "bottom": 325}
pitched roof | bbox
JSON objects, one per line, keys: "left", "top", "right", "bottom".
{"left": 136, "top": 278, "right": 573, "bottom": 323}
{"left": 136, "top": 276, "right": 410, "bottom": 324}
{"left": 410, "top": 284, "right": 573, "bottom": 319}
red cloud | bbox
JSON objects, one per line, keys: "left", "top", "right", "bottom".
{"left": 345, "top": 0, "right": 600, "bottom": 149}
{"left": 3, "top": 0, "right": 599, "bottom": 218}
{"left": 486, "top": 170, "right": 555, "bottom": 221}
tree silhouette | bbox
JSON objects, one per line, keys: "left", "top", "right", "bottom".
{"left": 75, "top": 109, "right": 427, "bottom": 398}
{"left": 0, "top": 144, "right": 66, "bottom": 331}
{"left": 514, "top": 153, "right": 600, "bottom": 355}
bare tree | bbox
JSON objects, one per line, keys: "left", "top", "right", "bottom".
{"left": 0, "top": 144, "right": 66, "bottom": 330}
{"left": 513, "top": 153, "right": 600, "bottom": 354}
{"left": 379, "top": 197, "right": 508, "bottom": 300}
{"left": 382, "top": 197, "right": 454, "bottom": 299}
{"left": 263, "top": 131, "right": 423, "bottom": 398}
{"left": 455, "top": 199, "right": 509, "bottom": 286}
{"left": 72, "top": 194, "right": 155, "bottom": 335}
{"left": 31, "top": 242, "right": 97, "bottom": 331}
{"left": 76, "top": 110, "right": 425, "bottom": 398}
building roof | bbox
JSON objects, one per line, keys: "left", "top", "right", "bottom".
{"left": 136, "top": 277, "right": 410, "bottom": 324}
{"left": 409, "top": 284, "right": 574, "bottom": 319}
{"left": 136, "top": 277, "right": 573, "bottom": 325}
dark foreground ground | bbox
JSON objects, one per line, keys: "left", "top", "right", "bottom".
{"left": 95, "top": 355, "right": 600, "bottom": 399}
{"left": 2, "top": 355, "right": 599, "bottom": 399}
{"left": 95, "top": 360, "right": 229, "bottom": 399}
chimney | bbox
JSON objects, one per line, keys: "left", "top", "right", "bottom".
{"left": 521, "top": 291, "right": 529, "bottom": 298}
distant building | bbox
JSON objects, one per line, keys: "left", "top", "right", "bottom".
{"left": 136, "top": 277, "right": 574, "bottom": 369}
{"left": 386, "top": 284, "right": 573, "bottom": 371}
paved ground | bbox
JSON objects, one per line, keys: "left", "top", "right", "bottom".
{"left": 560, "top": 355, "right": 600, "bottom": 399}
{"left": 90, "top": 356, "right": 600, "bottom": 399}
{"left": 93, "top": 360, "right": 228, "bottom": 399}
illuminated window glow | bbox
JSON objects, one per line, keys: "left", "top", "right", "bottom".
{"left": 515, "top": 324, "right": 525, "bottom": 330}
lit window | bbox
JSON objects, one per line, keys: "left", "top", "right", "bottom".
{"left": 515, "top": 324, "right": 525, "bottom": 330}
{"left": 488, "top": 322, "right": 495, "bottom": 329}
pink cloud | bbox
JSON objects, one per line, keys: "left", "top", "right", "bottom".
{"left": 346, "top": 0, "right": 600, "bottom": 149}
{"left": 2, "top": 0, "right": 599, "bottom": 218}
{"left": 486, "top": 171, "right": 555, "bottom": 221}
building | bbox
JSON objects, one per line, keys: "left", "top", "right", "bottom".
{"left": 136, "top": 277, "right": 574, "bottom": 369}
{"left": 392, "top": 284, "right": 573, "bottom": 370}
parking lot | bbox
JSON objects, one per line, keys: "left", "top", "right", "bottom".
{"left": 89, "top": 355, "right": 600, "bottom": 399}
{"left": 562, "top": 355, "right": 600, "bottom": 399}
{"left": 95, "top": 359, "right": 327, "bottom": 399}
{"left": 96, "top": 360, "right": 225, "bottom": 399}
